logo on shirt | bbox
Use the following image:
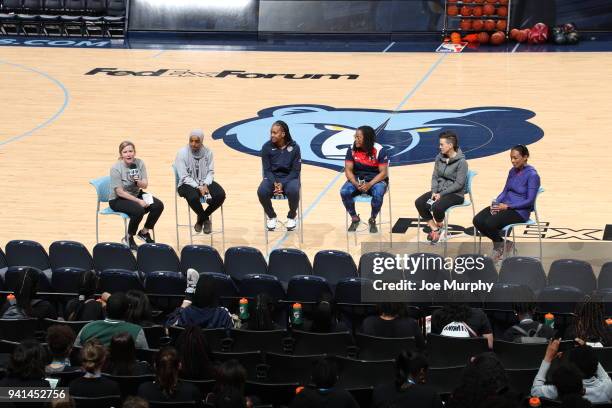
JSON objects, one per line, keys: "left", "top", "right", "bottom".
{"left": 211, "top": 105, "right": 544, "bottom": 171}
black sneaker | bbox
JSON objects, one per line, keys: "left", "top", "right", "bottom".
{"left": 368, "top": 218, "right": 378, "bottom": 233}
{"left": 123, "top": 236, "right": 138, "bottom": 251}
{"left": 137, "top": 230, "right": 155, "bottom": 243}
{"left": 203, "top": 219, "right": 212, "bottom": 234}
{"left": 348, "top": 215, "right": 360, "bottom": 232}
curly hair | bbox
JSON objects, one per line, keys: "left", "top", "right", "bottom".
{"left": 447, "top": 353, "right": 509, "bottom": 408}
{"left": 8, "top": 339, "right": 46, "bottom": 380}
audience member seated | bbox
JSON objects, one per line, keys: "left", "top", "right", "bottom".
{"left": 551, "top": 363, "right": 586, "bottom": 400}
{"left": 531, "top": 339, "right": 612, "bottom": 403}
{"left": 74, "top": 292, "right": 149, "bottom": 349}
{"left": 69, "top": 339, "right": 120, "bottom": 398}
{"left": 446, "top": 352, "right": 518, "bottom": 408}
{"left": 103, "top": 332, "right": 152, "bottom": 376}
{"left": 564, "top": 296, "right": 611, "bottom": 347}
{"left": 65, "top": 270, "right": 106, "bottom": 321}
{"left": 431, "top": 303, "right": 494, "bottom": 349}
{"left": 371, "top": 351, "right": 443, "bottom": 408}
{"left": 126, "top": 290, "right": 155, "bottom": 327}
{"left": 122, "top": 396, "right": 150, "bottom": 408}
{"left": 360, "top": 303, "right": 425, "bottom": 350}
{"left": 0, "top": 339, "right": 50, "bottom": 388}
{"left": 175, "top": 325, "right": 216, "bottom": 380}
{"left": 502, "top": 301, "right": 555, "bottom": 343}
{"left": 166, "top": 271, "right": 233, "bottom": 329}
{"left": 46, "top": 325, "right": 80, "bottom": 374}
{"left": 205, "top": 359, "right": 258, "bottom": 407}
{"left": 297, "top": 293, "right": 348, "bottom": 333}
{"left": 0, "top": 267, "right": 57, "bottom": 320}
{"left": 289, "top": 357, "right": 359, "bottom": 408}
{"left": 137, "top": 347, "right": 203, "bottom": 403}
{"left": 240, "top": 293, "right": 281, "bottom": 331}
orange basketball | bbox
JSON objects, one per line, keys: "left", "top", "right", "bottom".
{"left": 477, "top": 32, "right": 490, "bottom": 44}
{"left": 483, "top": 4, "right": 495, "bottom": 15}
{"left": 463, "top": 0, "right": 474, "bottom": 3}
{"left": 510, "top": 28, "right": 520, "bottom": 40}
{"left": 496, "top": 19, "right": 507, "bottom": 30}
{"left": 474, "top": 0, "right": 485, "bottom": 3}
{"left": 490, "top": 31, "right": 506, "bottom": 45}
{"left": 472, "top": 6, "right": 483, "bottom": 17}
{"left": 483, "top": 19, "right": 496, "bottom": 31}
{"left": 499, "top": 0, "right": 508, "bottom": 4}
{"left": 451, "top": 32, "right": 462, "bottom": 44}
{"left": 460, "top": 19, "right": 472, "bottom": 31}
{"left": 497, "top": 6, "right": 508, "bottom": 16}
{"left": 472, "top": 19, "right": 484, "bottom": 30}
{"left": 447, "top": 5, "right": 458, "bottom": 16}
{"left": 460, "top": 6, "right": 472, "bottom": 16}
{"left": 485, "top": 0, "right": 497, "bottom": 3}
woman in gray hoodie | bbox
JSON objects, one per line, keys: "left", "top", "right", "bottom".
{"left": 414, "top": 131, "right": 468, "bottom": 243}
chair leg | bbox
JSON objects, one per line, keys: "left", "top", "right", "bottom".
{"left": 220, "top": 205, "right": 226, "bottom": 254}
{"left": 95, "top": 212, "right": 99, "bottom": 243}
{"left": 535, "top": 211, "right": 543, "bottom": 261}
{"left": 512, "top": 228, "right": 517, "bottom": 256}
{"left": 417, "top": 215, "right": 421, "bottom": 252}
{"left": 378, "top": 205, "right": 383, "bottom": 252}
{"left": 443, "top": 215, "right": 448, "bottom": 258}
{"left": 264, "top": 211, "right": 269, "bottom": 255}
{"left": 299, "top": 190, "right": 304, "bottom": 244}
{"left": 123, "top": 218, "right": 129, "bottom": 244}
{"left": 187, "top": 206, "right": 193, "bottom": 246}
{"left": 345, "top": 211, "right": 350, "bottom": 252}
{"left": 387, "top": 187, "right": 393, "bottom": 247}
{"left": 174, "top": 189, "right": 180, "bottom": 250}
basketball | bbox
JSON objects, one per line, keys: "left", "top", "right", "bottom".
{"left": 497, "top": 6, "right": 508, "bottom": 17}
{"left": 499, "top": 0, "right": 508, "bottom": 4}
{"left": 484, "top": 19, "right": 496, "bottom": 31}
{"left": 463, "top": 0, "right": 474, "bottom": 3}
{"left": 474, "top": 0, "right": 485, "bottom": 3}
{"left": 460, "top": 19, "right": 472, "bottom": 31}
{"left": 490, "top": 31, "right": 506, "bottom": 45}
{"left": 460, "top": 6, "right": 472, "bottom": 16}
{"left": 483, "top": 4, "right": 495, "bottom": 16}
{"left": 472, "top": 19, "right": 485, "bottom": 31}
{"left": 477, "top": 31, "right": 490, "bottom": 44}
{"left": 451, "top": 32, "right": 462, "bottom": 44}
{"left": 496, "top": 20, "right": 507, "bottom": 31}
{"left": 510, "top": 28, "right": 520, "bottom": 40}
{"left": 447, "top": 5, "right": 458, "bottom": 16}
{"left": 529, "top": 23, "right": 549, "bottom": 44}
{"left": 515, "top": 30, "right": 528, "bottom": 43}
{"left": 473, "top": 6, "right": 483, "bottom": 17}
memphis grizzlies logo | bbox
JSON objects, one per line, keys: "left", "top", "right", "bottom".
{"left": 211, "top": 105, "right": 544, "bottom": 171}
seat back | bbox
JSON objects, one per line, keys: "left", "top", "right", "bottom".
{"left": 64, "top": 0, "right": 84, "bottom": 12}
{"left": 358, "top": 251, "right": 403, "bottom": 281}
{"left": 335, "top": 356, "right": 394, "bottom": 389}
{"left": 72, "top": 395, "right": 121, "bottom": 408}
{"left": 537, "top": 285, "right": 585, "bottom": 314}
{"left": 85, "top": 0, "right": 105, "bottom": 13}
{"left": 0, "top": 318, "right": 38, "bottom": 341}
{"left": 93, "top": 242, "right": 137, "bottom": 272}
{"left": 286, "top": 275, "right": 332, "bottom": 303}
{"left": 264, "top": 352, "right": 323, "bottom": 384}
{"left": 244, "top": 381, "right": 299, "bottom": 406}
{"left": 427, "top": 365, "right": 465, "bottom": 395}
{"left": 313, "top": 250, "right": 357, "bottom": 285}
{"left": 225, "top": 246, "right": 267, "bottom": 280}
{"left": 5, "top": 240, "right": 51, "bottom": 272}
{"left": 89, "top": 176, "right": 112, "bottom": 203}
{"left": 5, "top": 266, "right": 52, "bottom": 292}
{"left": 548, "top": 259, "right": 596, "bottom": 294}
{"left": 499, "top": 257, "right": 547, "bottom": 293}
{"left": 291, "top": 330, "right": 353, "bottom": 356}
{"left": 137, "top": 243, "right": 180, "bottom": 274}
{"left": 99, "top": 269, "right": 143, "bottom": 293}
{"left": 465, "top": 169, "right": 477, "bottom": 196}
{"left": 180, "top": 245, "right": 224, "bottom": 274}
{"left": 228, "top": 329, "right": 288, "bottom": 353}
{"left": 50, "top": 240, "right": 93, "bottom": 271}
{"left": 51, "top": 267, "right": 87, "bottom": 293}
{"left": 23, "top": 0, "right": 42, "bottom": 11}
{"left": 169, "top": 326, "right": 228, "bottom": 352}
{"left": 212, "top": 350, "right": 264, "bottom": 381}
{"left": 106, "top": 0, "right": 125, "bottom": 16}
{"left": 355, "top": 333, "right": 417, "bottom": 361}
{"left": 43, "top": 0, "right": 64, "bottom": 11}
{"left": 0, "top": 248, "right": 8, "bottom": 276}
{"left": 144, "top": 271, "right": 187, "bottom": 295}
{"left": 200, "top": 272, "right": 238, "bottom": 298}
{"left": 42, "top": 318, "right": 91, "bottom": 334}
{"left": 494, "top": 340, "right": 548, "bottom": 369}
{"left": 268, "top": 248, "right": 312, "bottom": 282}
{"left": 426, "top": 334, "right": 488, "bottom": 367}
{"left": 102, "top": 374, "right": 154, "bottom": 399}
{"left": 335, "top": 277, "right": 371, "bottom": 305}
{"left": 599, "top": 262, "right": 612, "bottom": 290}
{"left": 484, "top": 283, "right": 535, "bottom": 311}
{"left": 239, "top": 274, "right": 286, "bottom": 302}
{"left": 453, "top": 254, "right": 498, "bottom": 284}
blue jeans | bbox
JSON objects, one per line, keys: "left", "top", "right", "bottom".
{"left": 340, "top": 180, "right": 387, "bottom": 219}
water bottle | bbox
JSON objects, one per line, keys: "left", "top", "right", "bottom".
{"left": 292, "top": 303, "right": 303, "bottom": 326}
{"left": 6, "top": 294, "right": 15, "bottom": 305}
{"left": 239, "top": 298, "right": 250, "bottom": 321}
{"left": 544, "top": 313, "right": 555, "bottom": 329}
{"left": 529, "top": 397, "right": 541, "bottom": 407}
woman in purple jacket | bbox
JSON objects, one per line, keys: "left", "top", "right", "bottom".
{"left": 473, "top": 145, "right": 541, "bottom": 260}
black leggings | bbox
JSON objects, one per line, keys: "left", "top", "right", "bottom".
{"left": 473, "top": 207, "right": 526, "bottom": 243}
{"left": 109, "top": 192, "right": 164, "bottom": 236}
{"left": 178, "top": 181, "right": 226, "bottom": 222}
{"left": 415, "top": 191, "right": 464, "bottom": 223}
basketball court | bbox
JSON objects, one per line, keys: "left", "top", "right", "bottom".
{"left": 1, "top": 45, "right": 611, "bottom": 264}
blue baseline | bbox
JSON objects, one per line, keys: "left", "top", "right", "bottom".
{"left": 0, "top": 60, "right": 70, "bottom": 147}
{"left": 269, "top": 53, "right": 448, "bottom": 253}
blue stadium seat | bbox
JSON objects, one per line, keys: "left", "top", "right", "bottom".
{"left": 200, "top": 272, "right": 238, "bottom": 298}
{"left": 291, "top": 330, "right": 354, "bottom": 356}
{"left": 452, "top": 254, "right": 498, "bottom": 284}
{"left": 144, "top": 271, "right": 186, "bottom": 296}
{"left": 548, "top": 259, "right": 596, "bottom": 295}
{"left": 499, "top": 256, "right": 547, "bottom": 294}
{"left": 536, "top": 285, "right": 585, "bottom": 314}
{"left": 226, "top": 330, "right": 288, "bottom": 354}
{"left": 5, "top": 266, "right": 52, "bottom": 292}
{"left": 180, "top": 245, "right": 224, "bottom": 274}
{"left": 51, "top": 267, "right": 86, "bottom": 293}
{"left": 335, "top": 356, "right": 395, "bottom": 389}
{"left": 99, "top": 268, "right": 143, "bottom": 293}
{"left": 599, "top": 262, "right": 612, "bottom": 290}
{"left": 313, "top": 250, "right": 357, "bottom": 286}
{"left": 93, "top": 242, "right": 137, "bottom": 272}
{"left": 224, "top": 246, "right": 267, "bottom": 281}
{"left": 484, "top": 283, "right": 535, "bottom": 310}
{"left": 426, "top": 334, "right": 488, "bottom": 367}
{"left": 358, "top": 251, "right": 402, "bottom": 281}
{"left": 0, "top": 248, "right": 7, "bottom": 277}
{"left": 263, "top": 352, "right": 323, "bottom": 384}
{"left": 268, "top": 248, "right": 311, "bottom": 283}
{"left": 5, "top": 240, "right": 52, "bottom": 278}
{"left": 137, "top": 243, "right": 180, "bottom": 275}
{"left": 49, "top": 240, "right": 93, "bottom": 272}
{"left": 0, "top": 318, "right": 38, "bottom": 342}
{"left": 238, "top": 274, "right": 285, "bottom": 302}
{"left": 286, "top": 275, "right": 332, "bottom": 303}
{"left": 335, "top": 277, "right": 371, "bottom": 305}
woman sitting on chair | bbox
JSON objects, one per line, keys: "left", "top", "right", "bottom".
{"left": 414, "top": 131, "right": 467, "bottom": 243}
{"left": 341, "top": 125, "right": 389, "bottom": 233}
{"left": 473, "top": 144, "right": 540, "bottom": 261}
{"left": 109, "top": 141, "right": 164, "bottom": 251}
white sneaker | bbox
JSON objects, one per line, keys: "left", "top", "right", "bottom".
{"left": 186, "top": 268, "right": 200, "bottom": 294}
{"left": 286, "top": 218, "right": 297, "bottom": 231}
{"left": 266, "top": 217, "right": 277, "bottom": 231}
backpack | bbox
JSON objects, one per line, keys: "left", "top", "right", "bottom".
{"left": 511, "top": 323, "right": 548, "bottom": 344}
{"left": 441, "top": 321, "right": 478, "bottom": 338}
